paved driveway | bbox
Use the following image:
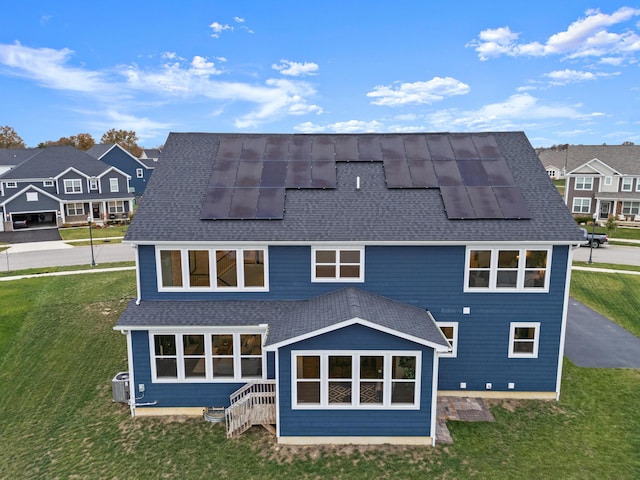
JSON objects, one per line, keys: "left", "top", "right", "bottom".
{"left": 0, "top": 228, "right": 61, "bottom": 243}
{"left": 566, "top": 297, "right": 640, "bottom": 368}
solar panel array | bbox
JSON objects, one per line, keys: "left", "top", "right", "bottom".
{"left": 201, "top": 134, "right": 530, "bottom": 220}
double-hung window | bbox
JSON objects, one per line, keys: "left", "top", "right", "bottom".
{"left": 466, "top": 247, "right": 551, "bottom": 292}
{"left": 136, "top": 168, "right": 144, "bottom": 178}
{"left": 89, "top": 178, "right": 98, "bottom": 190}
{"left": 312, "top": 247, "right": 364, "bottom": 282}
{"left": 622, "top": 201, "right": 640, "bottom": 216}
{"left": 621, "top": 177, "right": 633, "bottom": 192}
{"left": 157, "top": 247, "right": 268, "bottom": 291}
{"left": 150, "top": 331, "right": 264, "bottom": 382}
{"left": 67, "top": 202, "right": 85, "bottom": 216}
{"left": 64, "top": 179, "right": 82, "bottom": 193}
{"left": 572, "top": 198, "right": 591, "bottom": 213}
{"left": 292, "top": 351, "right": 420, "bottom": 409}
{"left": 109, "top": 178, "right": 119, "bottom": 192}
{"left": 108, "top": 201, "right": 125, "bottom": 213}
{"left": 508, "top": 322, "right": 540, "bottom": 358}
{"left": 574, "top": 176, "right": 593, "bottom": 190}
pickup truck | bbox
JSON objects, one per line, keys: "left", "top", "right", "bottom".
{"left": 580, "top": 228, "right": 608, "bottom": 248}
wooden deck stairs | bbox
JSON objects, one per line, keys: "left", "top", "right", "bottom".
{"left": 225, "top": 380, "right": 276, "bottom": 438}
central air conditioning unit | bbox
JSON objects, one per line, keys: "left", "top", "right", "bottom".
{"left": 112, "top": 372, "right": 130, "bottom": 403}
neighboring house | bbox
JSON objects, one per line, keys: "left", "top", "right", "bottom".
{"left": 138, "top": 148, "right": 161, "bottom": 170}
{"left": 558, "top": 145, "right": 640, "bottom": 221}
{"left": 114, "top": 132, "right": 583, "bottom": 446}
{"left": 87, "top": 144, "right": 154, "bottom": 197}
{"left": 0, "top": 148, "right": 39, "bottom": 175}
{"left": 538, "top": 148, "right": 568, "bottom": 179}
{"left": 0, "top": 146, "right": 135, "bottom": 231}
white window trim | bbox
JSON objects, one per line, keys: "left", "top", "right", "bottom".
{"left": 622, "top": 201, "right": 640, "bottom": 216}
{"left": 64, "top": 178, "right": 83, "bottom": 194}
{"left": 107, "top": 201, "right": 125, "bottom": 213}
{"left": 464, "top": 247, "right": 552, "bottom": 293}
{"left": 574, "top": 176, "right": 593, "bottom": 191}
{"left": 6, "top": 181, "right": 17, "bottom": 188}
{"left": 508, "top": 322, "right": 540, "bottom": 358}
{"left": 155, "top": 246, "right": 269, "bottom": 292}
{"left": 149, "top": 330, "right": 266, "bottom": 383}
{"left": 311, "top": 246, "right": 365, "bottom": 283}
{"left": 621, "top": 177, "right": 633, "bottom": 192}
{"left": 572, "top": 197, "right": 591, "bottom": 213}
{"left": 109, "top": 177, "right": 119, "bottom": 193}
{"left": 136, "top": 168, "right": 144, "bottom": 178}
{"left": 291, "top": 350, "right": 421, "bottom": 410}
{"left": 43, "top": 180, "right": 54, "bottom": 187}
{"left": 67, "top": 202, "right": 85, "bottom": 216}
{"left": 635, "top": 178, "right": 640, "bottom": 192}
{"left": 604, "top": 176, "right": 612, "bottom": 186}
{"left": 437, "top": 322, "right": 458, "bottom": 358}
{"left": 89, "top": 177, "right": 98, "bottom": 190}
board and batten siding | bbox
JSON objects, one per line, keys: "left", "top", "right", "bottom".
{"left": 136, "top": 244, "right": 569, "bottom": 393}
{"left": 277, "top": 324, "right": 435, "bottom": 438}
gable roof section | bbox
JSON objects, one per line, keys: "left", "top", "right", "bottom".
{"left": 567, "top": 158, "right": 622, "bottom": 176}
{"left": 0, "top": 148, "right": 39, "bottom": 166}
{"left": 0, "top": 183, "right": 60, "bottom": 206}
{"left": 0, "top": 146, "right": 109, "bottom": 179}
{"left": 114, "top": 288, "right": 450, "bottom": 351}
{"left": 126, "top": 132, "right": 581, "bottom": 243}
{"left": 88, "top": 144, "right": 151, "bottom": 170}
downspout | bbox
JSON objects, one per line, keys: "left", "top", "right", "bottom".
{"left": 430, "top": 349, "right": 440, "bottom": 447}
{"left": 132, "top": 244, "right": 141, "bottom": 305}
{"left": 122, "top": 330, "right": 136, "bottom": 417}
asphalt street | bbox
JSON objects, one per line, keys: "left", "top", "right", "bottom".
{"left": 572, "top": 243, "right": 640, "bottom": 265}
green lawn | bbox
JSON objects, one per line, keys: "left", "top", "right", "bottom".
{"left": 58, "top": 224, "right": 129, "bottom": 241}
{"left": 0, "top": 271, "right": 639, "bottom": 479}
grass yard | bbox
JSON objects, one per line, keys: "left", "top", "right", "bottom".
{"left": 0, "top": 271, "right": 639, "bottom": 479}
{"left": 58, "top": 224, "right": 129, "bottom": 241}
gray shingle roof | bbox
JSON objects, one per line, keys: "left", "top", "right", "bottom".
{"left": 115, "top": 287, "right": 450, "bottom": 349}
{"left": 86, "top": 144, "right": 114, "bottom": 159}
{"left": 0, "top": 148, "right": 39, "bottom": 166}
{"left": 0, "top": 146, "right": 109, "bottom": 179}
{"left": 539, "top": 145, "right": 640, "bottom": 174}
{"left": 126, "top": 132, "right": 582, "bottom": 243}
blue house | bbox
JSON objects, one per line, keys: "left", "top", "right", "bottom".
{"left": 87, "top": 144, "right": 154, "bottom": 197}
{"left": 114, "top": 132, "right": 583, "bottom": 446}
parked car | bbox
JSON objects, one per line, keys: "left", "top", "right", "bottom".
{"left": 579, "top": 228, "right": 608, "bottom": 248}
{"left": 13, "top": 219, "right": 28, "bottom": 229}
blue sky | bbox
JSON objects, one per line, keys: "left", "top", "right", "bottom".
{"left": 1, "top": 1, "right": 639, "bottom": 148}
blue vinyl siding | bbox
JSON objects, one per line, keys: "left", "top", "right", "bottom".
{"left": 130, "top": 330, "right": 273, "bottom": 409}
{"left": 99, "top": 147, "right": 151, "bottom": 195}
{"left": 136, "top": 244, "right": 569, "bottom": 393}
{"left": 277, "top": 324, "right": 435, "bottom": 437}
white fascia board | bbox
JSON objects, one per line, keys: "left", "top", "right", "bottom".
{"left": 0, "top": 183, "right": 61, "bottom": 206}
{"left": 98, "top": 165, "right": 132, "bottom": 180}
{"left": 264, "top": 317, "right": 449, "bottom": 353}
{"left": 113, "top": 324, "right": 267, "bottom": 332}
{"left": 55, "top": 166, "right": 90, "bottom": 179}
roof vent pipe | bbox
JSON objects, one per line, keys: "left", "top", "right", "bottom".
{"left": 356, "top": 176, "right": 360, "bottom": 190}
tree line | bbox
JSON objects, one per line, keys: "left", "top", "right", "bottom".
{"left": 0, "top": 125, "right": 145, "bottom": 157}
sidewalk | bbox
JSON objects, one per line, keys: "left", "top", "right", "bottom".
{"left": 5, "top": 237, "right": 124, "bottom": 253}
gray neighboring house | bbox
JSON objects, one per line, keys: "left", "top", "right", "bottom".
{"left": 540, "top": 145, "right": 640, "bottom": 221}
{"left": 0, "top": 146, "right": 135, "bottom": 231}
{"left": 87, "top": 144, "right": 154, "bottom": 197}
{"left": 0, "top": 148, "right": 39, "bottom": 176}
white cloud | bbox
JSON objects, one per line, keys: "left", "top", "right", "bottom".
{"left": 294, "top": 120, "right": 383, "bottom": 133}
{"left": 294, "top": 122, "right": 327, "bottom": 133}
{"left": 0, "top": 42, "right": 116, "bottom": 94}
{"left": 468, "top": 7, "right": 640, "bottom": 60}
{"left": 425, "top": 93, "right": 598, "bottom": 131}
{"left": 272, "top": 60, "right": 319, "bottom": 77}
{"left": 209, "top": 21, "right": 234, "bottom": 38}
{"left": 367, "top": 77, "right": 470, "bottom": 106}
{"left": 544, "top": 68, "right": 619, "bottom": 85}
{"left": 190, "top": 55, "right": 222, "bottom": 75}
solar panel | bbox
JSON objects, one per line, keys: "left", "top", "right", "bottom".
{"left": 229, "top": 187, "right": 260, "bottom": 218}
{"left": 449, "top": 135, "right": 478, "bottom": 159}
{"left": 261, "top": 161, "right": 288, "bottom": 187}
{"left": 210, "top": 159, "right": 238, "bottom": 187}
{"left": 216, "top": 137, "right": 243, "bottom": 160}
{"left": 201, "top": 187, "right": 233, "bottom": 219}
{"left": 493, "top": 187, "right": 531, "bottom": 218}
{"left": 466, "top": 186, "right": 502, "bottom": 218}
{"left": 264, "top": 136, "right": 288, "bottom": 161}
{"left": 403, "top": 135, "right": 430, "bottom": 161}
{"left": 288, "top": 136, "right": 312, "bottom": 160}
{"left": 334, "top": 136, "right": 359, "bottom": 161}
{"left": 426, "top": 135, "right": 455, "bottom": 160}
{"left": 457, "top": 160, "right": 489, "bottom": 186}
{"left": 383, "top": 159, "right": 412, "bottom": 188}
{"left": 440, "top": 186, "right": 475, "bottom": 219}
{"left": 256, "top": 188, "right": 285, "bottom": 219}
{"left": 482, "top": 158, "right": 515, "bottom": 185}
{"left": 286, "top": 161, "right": 312, "bottom": 188}
{"left": 433, "top": 159, "right": 463, "bottom": 186}
{"left": 471, "top": 134, "right": 501, "bottom": 158}
{"left": 380, "top": 136, "right": 405, "bottom": 161}
{"left": 357, "top": 135, "right": 383, "bottom": 161}
{"left": 236, "top": 160, "right": 262, "bottom": 187}
{"left": 311, "top": 160, "right": 336, "bottom": 188}
{"left": 241, "top": 137, "right": 267, "bottom": 161}
{"left": 408, "top": 159, "right": 438, "bottom": 187}
{"left": 312, "top": 136, "right": 335, "bottom": 161}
